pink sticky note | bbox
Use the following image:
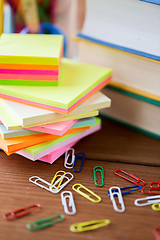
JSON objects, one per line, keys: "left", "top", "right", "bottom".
{"left": 39, "top": 141, "right": 78, "bottom": 164}
{"left": 27, "top": 119, "right": 77, "bottom": 136}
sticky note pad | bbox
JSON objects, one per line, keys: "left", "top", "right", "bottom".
{"left": 0, "top": 58, "right": 112, "bottom": 114}
{"left": 0, "top": 33, "right": 63, "bottom": 85}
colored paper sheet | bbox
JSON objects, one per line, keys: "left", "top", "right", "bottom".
{"left": 0, "top": 34, "right": 63, "bottom": 65}
{"left": 0, "top": 58, "right": 112, "bottom": 114}
{"left": 27, "top": 119, "right": 78, "bottom": 136}
{"left": 0, "top": 91, "right": 110, "bottom": 130}
{"left": 17, "top": 117, "right": 101, "bottom": 160}
{"left": 0, "top": 63, "right": 59, "bottom": 70}
{"left": 0, "top": 125, "right": 89, "bottom": 154}
{"left": 39, "top": 141, "right": 78, "bottom": 164}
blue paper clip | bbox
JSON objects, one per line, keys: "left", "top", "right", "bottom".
{"left": 72, "top": 152, "right": 85, "bottom": 173}
{"left": 107, "top": 185, "right": 142, "bottom": 196}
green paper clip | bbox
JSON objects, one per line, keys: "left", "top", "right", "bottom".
{"left": 26, "top": 214, "right": 65, "bottom": 231}
{"left": 93, "top": 166, "right": 104, "bottom": 187}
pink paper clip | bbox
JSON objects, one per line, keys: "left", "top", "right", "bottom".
{"left": 114, "top": 169, "right": 146, "bottom": 186}
{"left": 152, "top": 226, "right": 160, "bottom": 240}
{"left": 3, "top": 204, "right": 41, "bottom": 221}
{"left": 141, "top": 182, "right": 160, "bottom": 195}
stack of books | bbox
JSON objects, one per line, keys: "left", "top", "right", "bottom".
{"left": 75, "top": 0, "right": 160, "bottom": 140}
{"left": 0, "top": 33, "right": 112, "bottom": 163}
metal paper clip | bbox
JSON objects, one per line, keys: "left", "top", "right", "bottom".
{"left": 26, "top": 214, "right": 65, "bottom": 231}
{"left": 152, "top": 226, "right": 160, "bottom": 240}
{"left": 72, "top": 183, "right": 101, "bottom": 203}
{"left": 152, "top": 203, "right": 160, "bottom": 211}
{"left": 3, "top": 204, "right": 41, "bottom": 221}
{"left": 64, "top": 148, "right": 75, "bottom": 169}
{"left": 134, "top": 195, "right": 160, "bottom": 207}
{"left": 72, "top": 152, "right": 85, "bottom": 173}
{"left": 141, "top": 182, "right": 160, "bottom": 195}
{"left": 93, "top": 166, "right": 104, "bottom": 187}
{"left": 50, "top": 172, "right": 74, "bottom": 193}
{"left": 109, "top": 186, "right": 125, "bottom": 213}
{"left": 49, "top": 170, "right": 66, "bottom": 190}
{"left": 114, "top": 169, "right": 146, "bottom": 186}
{"left": 61, "top": 191, "right": 76, "bottom": 215}
{"left": 107, "top": 185, "right": 142, "bottom": 196}
{"left": 29, "top": 176, "right": 60, "bottom": 194}
{"left": 70, "top": 219, "right": 110, "bottom": 232}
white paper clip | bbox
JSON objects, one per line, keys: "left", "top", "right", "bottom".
{"left": 29, "top": 176, "right": 58, "bottom": 194}
{"left": 50, "top": 172, "right": 74, "bottom": 193}
{"left": 134, "top": 195, "right": 160, "bottom": 207}
{"left": 64, "top": 148, "right": 75, "bottom": 169}
{"left": 61, "top": 191, "right": 76, "bottom": 215}
{"left": 109, "top": 186, "right": 125, "bottom": 213}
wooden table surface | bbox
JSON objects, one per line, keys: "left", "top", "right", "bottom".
{"left": 0, "top": 118, "right": 160, "bottom": 240}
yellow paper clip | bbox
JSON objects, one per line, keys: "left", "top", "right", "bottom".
{"left": 72, "top": 183, "right": 101, "bottom": 203}
{"left": 70, "top": 219, "right": 110, "bottom": 232}
{"left": 152, "top": 202, "right": 160, "bottom": 211}
{"left": 49, "top": 170, "right": 66, "bottom": 190}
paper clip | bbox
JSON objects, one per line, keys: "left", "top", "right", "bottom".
{"left": 26, "top": 214, "right": 65, "bottom": 231}
{"left": 93, "top": 166, "right": 104, "bottom": 187}
{"left": 3, "top": 204, "right": 41, "bottom": 221}
{"left": 152, "top": 226, "right": 160, "bottom": 240}
{"left": 49, "top": 170, "right": 66, "bottom": 190}
{"left": 109, "top": 186, "right": 125, "bottom": 213}
{"left": 64, "top": 148, "right": 75, "bottom": 169}
{"left": 50, "top": 172, "right": 74, "bottom": 193}
{"left": 107, "top": 185, "right": 142, "bottom": 196}
{"left": 29, "top": 176, "right": 61, "bottom": 194}
{"left": 134, "top": 195, "right": 160, "bottom": 207}
{"left": 61, "top": 191, "right": 76, "bottom": 215}
{"left": 114, "top": 169, "right": 146, "bottom": 186}
{"left": 72, "top": 152, "right": 85, "bottom": 173}
{"left": 70, "top": 219, "right": 110, "bottom": 232}
{"left": 141, "top": 182, "right": 160, "bottom": 195}
{"left": 72, "top": 183, "right": 101, "bottom": 203}
{"left": 152, "top": 203, "right": 160, "bottom": 211}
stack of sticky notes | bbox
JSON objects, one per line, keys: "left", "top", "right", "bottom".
{"left": 0, "top": 34, "right": 63, "bottom": 85}
{"left": 0, "top": 34, "right": 112, "bottom": 164}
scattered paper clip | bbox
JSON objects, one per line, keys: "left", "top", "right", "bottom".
{"left": 152, "top": 203, "right": 160, "bottom": 211}
{"left": 134, "top": 195, "right": 160, "bottom": 207}
{"left": 72, "top": 152, "right": 85, "bottom": 173}
{"left": 152, "top": 226, "right": 160, "bottom": 240}
{"left": 93, "top": 166, "right": 104, "bottom": 187}
{"left": 141, "top": 182, "right": 160, "bottom": 195}
{"left": 29, "top": 176, "right": 59, "bottom": 194}
{"left": 70, "top": 219, "right": 110, "bottom": 232}
{"left": 3, "top": 204, "right": 41, "bottom": 221}
{"left": 107, "top": 185, "right": 142, "bottom": 196}
{"left": 114, "top": 169, "right": 146, "bottom": 186}
{"left": 49, "top": 170, "right": 66, "bottom": 190}
{"left": 64, "top": 148, "right": 75, "bottom": 169}
{"left": 26, "top": 214, "right": 65, "bottom": 231}
{"left": 109, "top": 186, "right": 125, "bottom": 213}
{"left": 61, "top": 191, "right": 76, "bottom": 215}
{"left": 72, "top": 183, "right": 101, "bottom": 203}
{"left": 50, "top": 172, "right": 74, "bottom": 193}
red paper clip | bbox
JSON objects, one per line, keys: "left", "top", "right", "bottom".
{"left": 114, "top": 169, "right": 146, "bottom": 186}
{"left": 141, "top": 182, "right": 160, "bottom": 195}
{"left": 152, "top": 226, "right": 160, "bottom": 240}
{"left": 3, "top": 204, "right": 41, "bottom": 221}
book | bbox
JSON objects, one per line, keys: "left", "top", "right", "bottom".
{"left": 0, "top": 58, "right": 112, "bottom": 114}
{"left": 0, "top": 34, "right": 63, "bottom": 85}
{"left": 76, "top": 38, "right": 160, "bottom": 102}
{"left": 101, "top": 87, "right": 160, "bottom": 139}
{"left": 0, "top": 91, "right": 110, "bottom": 129}
{"left": 77, "top": 0, "right": 160, "bottom": 61}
